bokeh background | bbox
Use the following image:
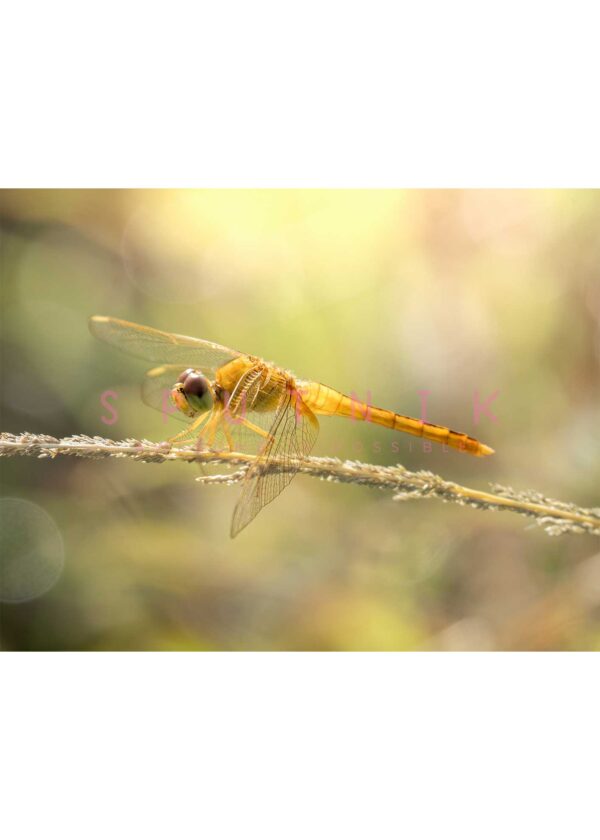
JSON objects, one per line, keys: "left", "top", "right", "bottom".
{"left": 1, "top": 189, "right": 599, "bottom": 650}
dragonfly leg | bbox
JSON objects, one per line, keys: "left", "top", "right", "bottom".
{"left": 168, "top": 411, "right": 210, "bottom": 445}
{"left": 201, "top": 411, "right": 223, "bottom": 449}
{"left": 220, "top": 417, "right": 235, "bottom": 451}
{"left": 237, "top": 417, "right": 272, "bottom": 441}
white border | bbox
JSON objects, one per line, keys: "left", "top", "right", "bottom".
{"left": 1, "top": 653, "right": 598, "bottom": 839}
{"left": 2, "top": 2, "right": 599, "bottom": 187}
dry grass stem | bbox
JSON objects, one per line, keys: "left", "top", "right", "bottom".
{"left": 2, "top": 432, "right": 599, "bottom": 537}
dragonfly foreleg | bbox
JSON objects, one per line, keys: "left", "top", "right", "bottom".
{"left": 167, "top": 411, "right": 211, "bottom": 445}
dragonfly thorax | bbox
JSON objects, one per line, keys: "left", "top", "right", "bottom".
{"left": 171, "top": 368, "right": 214, "bottom": 417}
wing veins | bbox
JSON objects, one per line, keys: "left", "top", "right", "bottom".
{"left": 230, "top": 391, "right": 318, "bottom": 537}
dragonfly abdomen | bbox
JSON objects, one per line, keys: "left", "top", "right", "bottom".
{"left": 302, "top": 382, "right": 493, "bottom": 457}
{"left": 384, "top": 412, "right": 492, "bottom": 456}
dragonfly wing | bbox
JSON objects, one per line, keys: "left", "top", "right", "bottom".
{"left": 230, "top": 392, "right": 319, "bottom": 538}
{"left": 89, "top": 315, "right": 243, "bottom": 374}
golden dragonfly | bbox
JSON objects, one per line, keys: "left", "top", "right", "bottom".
{"left": 89, "top": 316, "right": 494, "bottom": 537}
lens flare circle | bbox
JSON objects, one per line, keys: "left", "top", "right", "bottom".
{"left": 0, "top": 498, "right": 65, "bottom": 603}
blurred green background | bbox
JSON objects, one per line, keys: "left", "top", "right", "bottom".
{"left": 1, "top": 189, "right": 599, "bottom": 650}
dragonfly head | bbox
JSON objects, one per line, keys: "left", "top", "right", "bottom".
{"left": 171, "top": 368, "right": 214, "bottom": 417}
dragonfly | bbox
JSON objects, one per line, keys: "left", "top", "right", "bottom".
{"left": 89, "top": 316, "right": 494, "bottom": 537}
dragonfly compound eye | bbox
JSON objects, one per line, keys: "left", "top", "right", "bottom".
{"left": 177, "top": 367, "right": 195, "bottom": 384}
{"left": 181, "top": 372, "right": 213, "bottom": 413}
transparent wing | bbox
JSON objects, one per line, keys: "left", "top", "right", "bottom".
{"left": 89, "top": 315, "right": 243, "bottom": 374}
{"left": 230, "top": 392, "right": 319, "bottom": 538}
